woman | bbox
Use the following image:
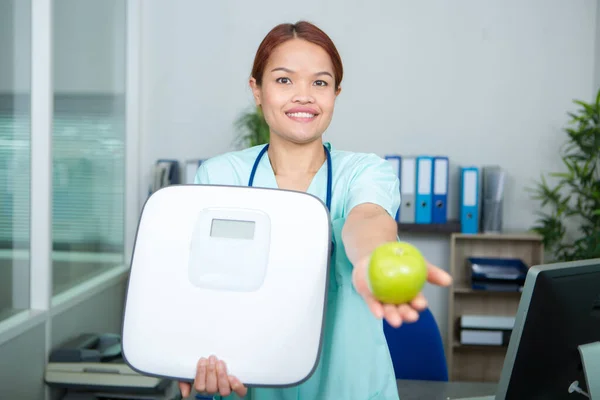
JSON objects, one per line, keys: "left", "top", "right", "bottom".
{"left": 179, "top": 21, "right": 452, "bottom": 400}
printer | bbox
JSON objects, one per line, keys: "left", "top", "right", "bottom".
{"left": 45, "top": 333, "right": 180, "bottom": 400}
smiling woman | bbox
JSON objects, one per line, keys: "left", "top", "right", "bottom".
{"left": 249, "top": 22, "right": 343, "bottom": 154}
{"left": 180, "top": 20, "right": 452, "bottom": 400}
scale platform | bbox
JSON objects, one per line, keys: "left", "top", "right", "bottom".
{"left": 122, "top": 184, "right": 332, "bottom": 388}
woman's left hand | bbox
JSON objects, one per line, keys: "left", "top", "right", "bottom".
{"left": 352, "top": 256, "right": 452, "bottom": 328}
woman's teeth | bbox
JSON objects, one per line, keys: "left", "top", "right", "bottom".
{"left": 287, "top": 112, "right": 315, "bottom": 118}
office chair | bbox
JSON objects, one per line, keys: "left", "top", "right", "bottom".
{"left": 383, "top": 307, "right": 449, "bottom": 381}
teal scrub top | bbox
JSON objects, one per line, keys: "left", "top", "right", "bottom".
{"left": 194, "top": 142, "right": 401, "bottom": 400}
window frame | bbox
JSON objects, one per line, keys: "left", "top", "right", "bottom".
{"left": 0, "top": 0, "right": 141, "bottom": 348}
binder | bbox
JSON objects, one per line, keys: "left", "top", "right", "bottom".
{"left": 481, "top": 166, "right": 506, "bottom": 233}
{"left": 460, "top": 166, "right": 480, "bottom": 234}
{"left": 399, "top": 157, "right": 416, "bottom": 223}
{"left": 432, "top": 156, "right": 449, "bottom": 224}
{"left": 184, "top": 159, "right": 204, "bottom": 184}
{"left": 384, "top": 155, "right": 401, "bottom": 221}
{"left": 415, "top": 156, "right": 433, "bottom": 224}
{"left": 149, "top": 159, "right": 180, "bottom": 195}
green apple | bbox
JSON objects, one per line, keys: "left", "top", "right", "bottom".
{"left": 368, "top": 241, "right": 428, "bottom": 305}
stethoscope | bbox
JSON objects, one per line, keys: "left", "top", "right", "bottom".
{"left": 248, "top": 143, "right": 332, "bottom": 212}
{"left": 249, "top": 143, "right": 335, "bottom": 256}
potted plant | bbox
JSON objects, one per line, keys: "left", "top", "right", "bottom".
{"left": 529, "top": 89, "right": 600, "bottom": 262}
{"left": 233, "top": 105, "right": 270, "bottom": 149}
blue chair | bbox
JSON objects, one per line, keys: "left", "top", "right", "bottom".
{"left": 383, "top": 307, "right": 449, "bottom": 381}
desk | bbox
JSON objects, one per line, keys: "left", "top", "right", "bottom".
{"left": 185, "top": 380, "right": 497, "bottom": 399}
{"left": 396, "top": 379, "right": 497, "bottom": 400}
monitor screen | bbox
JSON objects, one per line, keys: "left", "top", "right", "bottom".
{"left": 499, "top": 260, "right": 600, "bottom": 399}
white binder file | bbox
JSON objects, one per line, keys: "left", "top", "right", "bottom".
{"left": 399, "top": 157, "right": 416, "bottom": 224}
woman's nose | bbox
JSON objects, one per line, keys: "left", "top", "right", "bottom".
{"left": 292, "top": 86, "right": 315, "bottom": 103}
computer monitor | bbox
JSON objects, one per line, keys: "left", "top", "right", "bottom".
{"left": 494, "top": 257, "right": 600, "bottom": 399}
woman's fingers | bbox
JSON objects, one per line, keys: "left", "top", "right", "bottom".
{"left": 217, "top": 360, "right": 232, "bottom": 396}
{"left": 383, "top": 303, "right": 402, "bottom": 327}
{"left": 410, "top": 292, "right": 428, "bottom": 311}
{"left": 366, "top": 295, "right": 384, "bottom": 319}
{"left": 229, "top": 375, "right": 248, "bottom": 397}
{"left": 194, "top": 357, "right": 208, "bottom": 393}
{"left": 178, "top": 381, "right": 191, "bottom": 398}
{"left": 383, "top": 300, "right": 424, "bottom": 327}
{"left": 190, "top": 356, "right": 244, "bottom": 398}
{"left": 205, "top": 356, "right": 218, "bottom": 393}
{"left": 398, "top": 303, "right": 419, "bottom": 322}
{"left": 426, "top": 261, "right": 453, "bottom": 286}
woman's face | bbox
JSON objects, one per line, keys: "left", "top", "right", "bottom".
{"left": 250, "top": 38, "right": 341, "bottom": 145}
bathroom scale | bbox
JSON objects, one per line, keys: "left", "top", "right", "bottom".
{"left": 122, "top": 184, "right": 332, "bottom": 388}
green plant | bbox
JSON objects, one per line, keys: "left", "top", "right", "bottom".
{"left": 529, "top": 89, "right": 600, "bottom": 262}
{"left": 233, "top": 105, "right": 270, "bottom": 149}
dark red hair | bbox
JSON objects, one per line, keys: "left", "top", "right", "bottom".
{"left": 251, "top": 21, "right": 343, "bottom": 90}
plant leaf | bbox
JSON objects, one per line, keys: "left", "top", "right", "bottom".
{"left": 529, "top": 88, "right": 600, "bottom": 262}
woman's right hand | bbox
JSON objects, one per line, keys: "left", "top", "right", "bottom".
{"left": 178, "top": 355, "right": 248, "bottom": 398}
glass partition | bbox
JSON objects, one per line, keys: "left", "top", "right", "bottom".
{"left": 0, "top": 0, "right": 31, "bottom": 321}
{"left": 51, "top": 0, "right": 127, "bottom": 295}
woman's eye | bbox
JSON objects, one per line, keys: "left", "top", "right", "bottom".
{"left": 314, "top": 80, "right": 328, "bottom": 87}
{"left": 276, "top": 77, "right": 291, "bottom": 84}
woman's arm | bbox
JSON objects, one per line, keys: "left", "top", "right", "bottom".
{"left": 342, "top": 202, "right": 397, "bottom": 265}
{"left": 342, "top": 202, "right": 452, "bottom": 327}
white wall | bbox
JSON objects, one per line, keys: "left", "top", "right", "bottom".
{"left": 140, "top": 0, "right": 598, "bottom": 344}
{"left": 596, "top": 0, "right": 600, "bottom": 92}
{"left": 0, "top": 0, "right": 125, "bottom": 94}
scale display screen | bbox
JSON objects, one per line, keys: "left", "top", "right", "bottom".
{"left": 210, "top": 218, "right": 255, "bottom": 240}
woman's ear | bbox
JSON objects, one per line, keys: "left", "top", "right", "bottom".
{"left": 249, "top": 77, "right": 261, "bottom": 106}
{"left": 335, "top": 85, "right": 342, "bottom": 96}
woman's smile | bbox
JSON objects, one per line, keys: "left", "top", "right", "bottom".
{"left": 285, "top": 106, "right": 319, "bottom": 123}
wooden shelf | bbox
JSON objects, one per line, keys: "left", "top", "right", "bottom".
{"left": 451, "top": 232, "right": 544, "bottom": 241}
{"left": 452, "top": 282, "right": 524, "bottom": 295}
{"left": 397, "top": 220, "right": 461, "bottom": 234}
{"left": 446, "top": 233, "right": 544, "bottom": 383}
{"left": 452, "top": 340, "right": 508, "bottom": 350}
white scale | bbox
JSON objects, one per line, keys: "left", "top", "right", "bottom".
{"left": 122, "top": 184, "right": 332, "bottom": 387}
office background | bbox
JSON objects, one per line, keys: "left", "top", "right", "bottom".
{"left": 0, "top": 0, "right": 599, "bottom": 399}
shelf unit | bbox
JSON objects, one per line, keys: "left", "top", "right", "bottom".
{"left": 397, "top": 220, "right": 461, "bottom": 234}
{"left": 447, "top": 232, "right": 544, "bottom": 383}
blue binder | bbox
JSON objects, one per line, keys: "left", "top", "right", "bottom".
{"left": 415, "top": 156, "right": 433, "bottom": 224}
{"left": 385, "top": 155, "right": 402, "bottom": 221}
{"left": 432, "top": 156, "right": 449, "bottom": 224}
{"left": 460, "top": 166, "right": 480, "bottom": 234}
